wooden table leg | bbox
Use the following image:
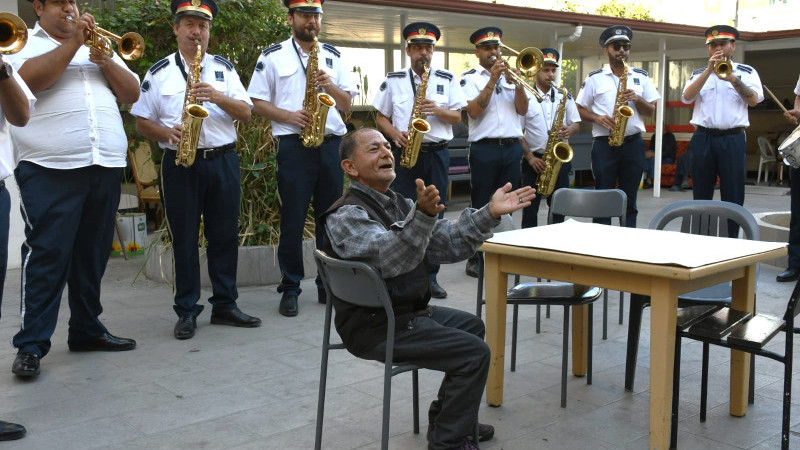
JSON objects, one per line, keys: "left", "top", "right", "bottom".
{"left": 571, "top": 304, "right": 588, "bottom": 376}
{"left": 649, "top": 280, "right": 678, "bottom": 450}
{"left": 729, "top": 264, "right": 756, "bottom": 416}
{"left": 484, "top": 253, "right": 508, "bottom": 406}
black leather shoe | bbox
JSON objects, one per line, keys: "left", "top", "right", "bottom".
{"left": 427, "top": 422, "right": 494, "bottom": 444}
{"left": 11, "top": 353, "right": 39, "bottom": 378}
{"left": 430, "top": 280, "right": 447, "bottom": 299}
{"left": 174, "top": 315, "right": 197, "bottom": 340}
{"left": 68, "top": 333, "right": 136, "bottom": 352}
{"left": 465, "top": 259, "right": 479, "bottom": 278}
{"left": 210, "top": 307, "right": 262, "bottom": 328}
{"left": 0, "top": 420, "right": 26, "bottom": 441}
{"left": 279, "top": 292, "right": 299, "bottom": 317}
{"left": 777, "top": 267, "right": 800, "bottom": 282}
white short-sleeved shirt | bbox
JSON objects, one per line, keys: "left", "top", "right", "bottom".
{"left": 8, "top": 23, "right": 139, "bottom": 169}
{"left": 793, "top": 74, "right": 800, "bottom": 96}
{"left": 521, "top": 85, "right": 580, "bottom": 153}
{"left": 247, "top": 37, "right": 357, "bottom": 137}
{"left": 460, "top": 65, "right": 526, "bottom": 141}
{"left": 372, "top": 67, "right": 467, "bottom": 143}
{"left": 575, "top": 65, "right": 660, "bottom": 138}
{"left": 130, "top": 52, "right": 253, "bottom": 150}
{"left": 0, "top": 69, "right": 36, "bottom": 181}
{"left": 681, "top": 62, "right": 763, "bottom": 129}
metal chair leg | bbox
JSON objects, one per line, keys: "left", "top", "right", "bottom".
{"left": 536, "top": 305, "right": 541, "bottom": 334}
{"left": 700, "top": 341, "right": 709, "bottom": 422}
{"left": 670, "top": 332, "right": 682, "bottom": 450}
{"left": 602, "top": 290, "right": 608, "bottom": 340}
{"left": 412, "top": 369, "right": 420, "bottom": 434}
{"left": 619, "top": 291, "right": 624, "bottom": 325}
{"left": 561, "top": 305, "right": 569, "bottom": 408}
{"left": 587, "top": 304, "right": 593, "bottom": 385}
{"left": 511, "top": 304, "right": 519, "bottom": 372}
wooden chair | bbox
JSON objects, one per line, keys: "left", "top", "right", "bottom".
{"left": 128, "top": 141, "right": 163, "bottom": 223}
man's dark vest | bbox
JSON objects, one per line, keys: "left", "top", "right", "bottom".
{"left": 319, "top": 187, "right": 431, "bottom": 357}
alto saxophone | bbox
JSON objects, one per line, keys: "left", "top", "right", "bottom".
{"left": 175, "top": 41, "right": 209, "bottom": 167}
{"left": 608, "top": 58, "right": 634, "bottom": 147}
{"left": 301, "top": 34, "right": 337, "bottom": 148}
{"left": 400, "top": 63, "right": 431, "bottom": 169}
{"left": 536, "top": 86, "right": 574, "bottom": 197}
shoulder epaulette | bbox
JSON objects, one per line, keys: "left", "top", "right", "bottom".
{"left": 214, "top": 55, "right": 234, "bottom": 71}
{"left": 434, "top": 69, "right": 453, "bottom": 80}
{"left": 148, "top": 57, "right": 169, "bottom": 75}
{"left": 632, "top": 67, "right": 648, "bottom": 76}
{"left": 462, "top": 68, "right": 476, "bottom": 76}
{"left": 692, "top": 67, "right": 707, "bottom": 76}
{"left": 567, "top": 92, "right": 573, "bottom": 100}
{"left": 322, "top": 43, "right": 340, "bottom": 57}
{"left": 387, "top": 71, "right": 406, "bottom": 78}
{"left": 587, "top": 68, "right": 602, "bottom": 77}
{"left": 736, "top": 64, "right": 753, "bottom": 74}
{"left": 261, "top": 44, "right": 282, "bottom": 56}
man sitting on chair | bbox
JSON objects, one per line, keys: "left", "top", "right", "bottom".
{"left": 320, "top": 127, "right": 535, "bottom": 450}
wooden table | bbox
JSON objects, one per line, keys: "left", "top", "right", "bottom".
{"left": 479, "top": 221, "right": 786, "bottom": 450}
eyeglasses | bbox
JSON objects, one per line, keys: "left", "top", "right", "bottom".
{"left": 611, "top": 42, "right": 631, "bottom": 51}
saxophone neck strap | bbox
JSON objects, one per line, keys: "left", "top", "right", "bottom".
{"left": 408, "top": 67, "right": 430, "bottom": 97}
{"left": 292, "top": 39, "right": 308, "bottom": 74}
{"left": 175, "top": 52, "right": 203, "bottom": 82}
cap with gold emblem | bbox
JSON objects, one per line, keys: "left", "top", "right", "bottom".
{"left": 470, "top": 27, "right": 502, "bottom": 46}
{"left": 599, "top": 25, "right": 632, "bottom": 47}
{"left": 541, "top": 48, "right": 560, "bottom": 67}
{"left": 171, "top": 0, "right": 217, "bottom": 20}
{"left": 403, "top": 22, "right": 440, "bottom": 45}
{"left": 704, "top": 25, "right": 739, "bottom": 44}
{"left": 283, "top": 0, "right": 323, "bottom": 13}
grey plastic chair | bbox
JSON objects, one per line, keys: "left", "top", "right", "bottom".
{"left": 624, "top": 199, "right": 760, "bottom": 394}
{"left": 314, "top": 250, "right": 419, "bottom": 450}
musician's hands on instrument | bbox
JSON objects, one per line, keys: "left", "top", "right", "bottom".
{"left": 415, "top": 179, "right": 446, "bottom": 217}
{"left": 557, "top": 125, "right": 573, "bottom": 139}
{"left": 192, "top": 82, "right": 222, "bottom": 104}
{"left": 391, "top": 129, "right": 409, "bottom": 149}
{"left": 314, "top": 70, "right": 334, "bottom": 91}
{"left": 420, "top": 99, "right": 442, "bottom": 117}
{"left": 88, "top": 45, "right": 111, "bottom": 68}
{"left": 166, "top": 124, "right": 182, "bottom": 146}
{"left": 708, "top": 50, "right": 724, "bottom": 72}
{"left": 504, "top": 67, "right": 521, "bottom": 86}
{"left": 71, "top": 13, "right": 93, "bottom": 46}
{"left": 526, "top": 155, "right": 546, "bottom": 174}
{"left": 784, "top": 109, "right": 800, "bottom": 125}
{"left": 488, "top": 183, "right": 536, "bottom": 218}
{"left": 621, "top": 89, "right": 639, "bottom": 103}
{"left": 286, "top": 109, "right": 312, "bottom": 128}
{"left": 595, "top": 114, "right": 616, "bottom": 131}
{"left": 488, "top": 58, "right": 504, "bottom": 83}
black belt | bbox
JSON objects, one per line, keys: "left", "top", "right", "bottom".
{"left": 475, "top": 137, "right": 519, "bottom": 146}
{"left": 594, "top": 132, "right": 642, "bottom": 144}
{"left": 696, "top": 126, "right": 744, "bottom": 136}
{"left": 419, "top": 141, "right": 448, "bottom": 152}
{"left": 196, "top": 142, "right": 236, "bottom": 160}
{"left": 282, "top": 133, "right": 340, "bottom": 144}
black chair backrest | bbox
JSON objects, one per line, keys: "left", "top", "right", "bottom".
{"left": 314, "top": 250, "right": 394, "bottom": 317}
{"left": 649, "top": 200, "right": 760, "bottom": 240}
{"left": 547, "top": 188, "right": 627, "bottom": 225}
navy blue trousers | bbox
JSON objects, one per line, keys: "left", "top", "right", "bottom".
{"left": 390, "top": 145, "right": 450, "bottom": 279}
{"left": 520, "top": 160, "right": 571, "bottom": 228}
{"left": 690, "top": 129, "right": 746, "bottom": 238}
{"left": 468, "top": 140, "right": 522, "bottom": 209}
{"left": 161, "top": 150, "right": 241, "bottom": 317}
{"left": 0, "top": 184, "right": 9, "bottom": 321}
{"left": 591, "top": 135, "right": 645, "bottom": 228}
{"left": 276, "top": 135, "right": 343, "bottom": 296}
{"left": 13, "top": 162, "right": 120, "bottom": 357}
{"left": 788, "top": 167, "right": 800, "bottom": 268}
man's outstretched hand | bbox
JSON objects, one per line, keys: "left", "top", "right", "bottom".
{"left": 488, "top": 183, "right": 536, "bottom": 219}
{"left": 415, "top": 179, "right": 446, "bottom": 217}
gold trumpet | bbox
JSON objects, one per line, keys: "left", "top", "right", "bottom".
{"left": 491, "top": 43, "right": 544, "bottom": 101}
{"left": 0, "top": 12, "right": 27, "bottom": 55}
{"left": 714, "top": 56, "right": 732, "bottom": 79}
{"left": 84, "top": 25, "right": 144, "bottom": 61}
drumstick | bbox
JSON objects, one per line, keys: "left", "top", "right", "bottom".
{"left": 763, "top": 85, "right": 789, "bottom": 114}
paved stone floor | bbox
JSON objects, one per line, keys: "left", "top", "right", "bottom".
{"left": 1, "top": 184, "right": 799, "bottom": 449}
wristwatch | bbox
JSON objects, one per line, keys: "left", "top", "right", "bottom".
{"left": 0, "top": 62, "right": 12, "bottom": 82}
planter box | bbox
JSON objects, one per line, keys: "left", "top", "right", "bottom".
{"left": 113, "top": 213, "right": 147, "bottom": 256}
{"left": 755, "top": 211, "right": 789, "bottom": 268}
{"left": 144, "top": 236, "right": 318, "bottom": 287}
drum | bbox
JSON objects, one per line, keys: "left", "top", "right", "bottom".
{"left": 778, "top": 124, "right": 800, "bottom": 168}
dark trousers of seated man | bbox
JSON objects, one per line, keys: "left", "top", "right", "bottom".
{"left": 12, "top": 162, "right": 120, "bottom": 356}
{"left": 160, "top": 149, "right": 241, "bottom": 317}
{"left": 390, "top": 143, "right": 450, "bottom": 283}
{"left": 361, "top": 305, "right": 490, "bottom": 450}
{"left": 520, "top": 159, "right": 572, "bottom": 228}
{"left": 276, "top": 135, "right": 343, "bottom": 300}
{"left": 690, "top": 129, "right": 746, "bottom": 238}
{"left": 590, "top": 136, "right": 645, "bottom": 228}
